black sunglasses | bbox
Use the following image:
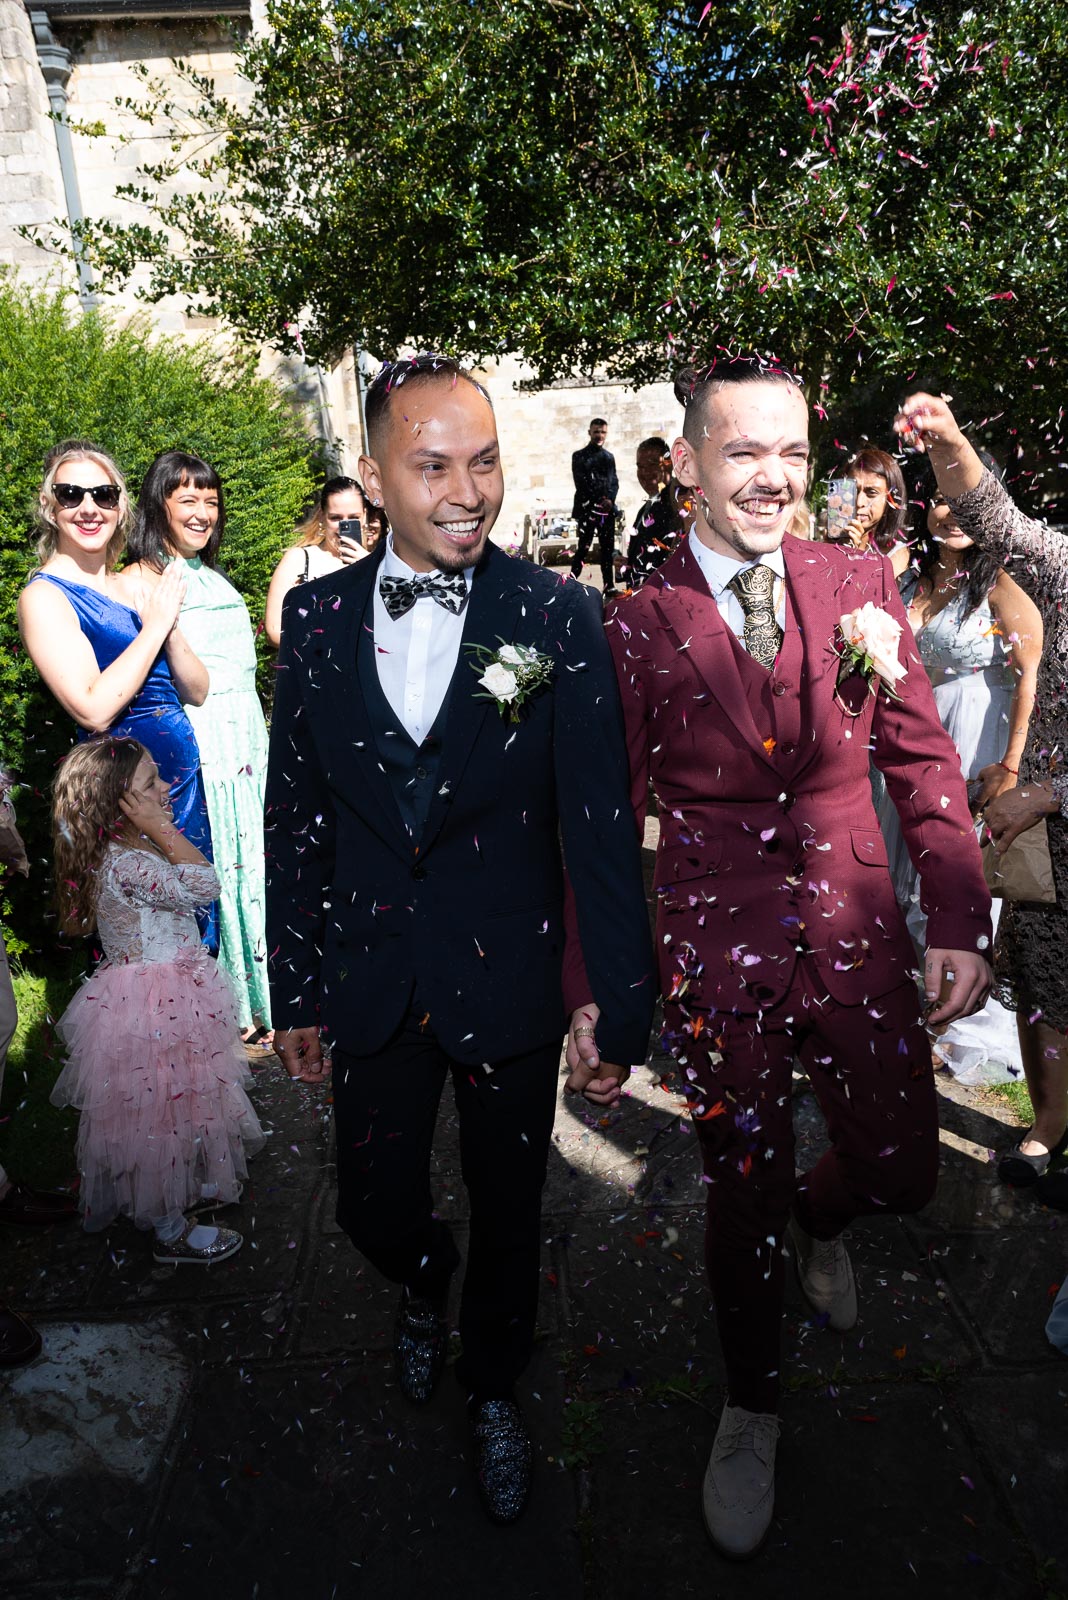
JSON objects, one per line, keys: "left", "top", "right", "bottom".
{"left": 53, "top": 482, "right": 122, "bottom": 509}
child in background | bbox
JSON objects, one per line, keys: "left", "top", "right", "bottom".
{"left": 50, "top": 737, "right": 264, "bottom": 1264}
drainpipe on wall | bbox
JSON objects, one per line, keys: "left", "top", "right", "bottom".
{"left": 29, "top": 8, "right": 98, "bottom": 310}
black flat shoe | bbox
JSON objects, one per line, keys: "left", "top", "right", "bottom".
{"left": 998, "top": 1126, "right": 1068, "bottom": 1187}
{"left": 394, "top": 1288, "right": 448, "bottom": 1404}
{"left": 471, "top": 1398, "right": 533, "bottom": 1524}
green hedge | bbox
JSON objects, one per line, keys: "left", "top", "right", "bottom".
{"left": 0, "top": 277, "right": 320, "bottom": 956}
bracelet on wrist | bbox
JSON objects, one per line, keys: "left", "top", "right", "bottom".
{"left": 998, "top": 761, "right": 1019, "bottom": 777}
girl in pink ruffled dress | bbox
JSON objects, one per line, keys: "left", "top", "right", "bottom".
{"left": 51, "top": 736, "right": 265, "bottom": 1264}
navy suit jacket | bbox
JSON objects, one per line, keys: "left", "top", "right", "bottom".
{"left": 264, "top": 541, "right": 654, "bottom": 1068}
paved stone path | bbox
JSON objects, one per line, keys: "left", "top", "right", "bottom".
{"left": 2, "top": 815, "right": 1065, "bottom": 1598}
{"left": 2, "top": 1039, "right": 1065, "bottom": 1600}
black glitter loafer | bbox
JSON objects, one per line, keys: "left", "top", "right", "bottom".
{"left": 394, "top": 1289, "right": 449, "bottom": 1404}
{"left": 998, "top": 1126, "right": 1068, "bottom": 1187}
{"left": 471, "top": 1399, "right": 533, "bottom": 1524}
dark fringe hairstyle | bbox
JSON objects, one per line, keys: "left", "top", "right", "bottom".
{"left": 129, "top": 450, "right": 225, "bottom": 571}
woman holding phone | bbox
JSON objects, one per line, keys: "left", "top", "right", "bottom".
{"left": 264, "top": 476, "right": 383, "bottom": 647}
{"left": 829, "top": 447, "right": 911, "bottom": 576}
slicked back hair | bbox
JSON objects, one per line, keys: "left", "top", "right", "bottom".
{"left": 674, "top": 355, "right": 804, "bottom": 445}
{"left": 365, "top": 353, "right": 492, "bottom": 455}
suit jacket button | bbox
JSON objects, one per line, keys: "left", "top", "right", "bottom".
{"left": 772, "top": 681, "right": 787, "bottom": 697}
{"left": 412, "top": 864, "right": 427, "bottom": 880}
{"left": 780, "top": 741, "right": 796, "bottom": 756}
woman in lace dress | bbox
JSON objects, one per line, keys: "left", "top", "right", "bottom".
{"left": 50, "top": 738, "right": 264, "bottom": 1264}
{"left": 897, "top": 394, "right": 1068, "bottom": 1206}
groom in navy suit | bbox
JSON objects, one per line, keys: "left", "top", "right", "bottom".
{"left": 265, "top": 354, "right": 653, "bottom": 1522}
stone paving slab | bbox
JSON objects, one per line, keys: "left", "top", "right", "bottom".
{"left": 133, "top": 1345, "right": 582, "bottom": 1600}
{"left": 913, "top": 1221, "right": 1068, "bottom": 1366}
{"left": 554, "top": 1205, "right": 720, "bottom": 1395}
{"left": 299, "top": 1225, "right": 563, "bottom": 1360}
{"left": 580, "top": 1384, "right": 1046, "bottom": 1600}
{"left": 958, "top": 1369, "right": 1068, "bottom": 1580}
{"left": 556, "top": 1208, "right": 982, "bottom": 1403}
{"left": 0, "top": 1210, "right": 108, "bottom": 1310}
{"left": 0, "top": 1317, "right": 191, "bottom": 1588}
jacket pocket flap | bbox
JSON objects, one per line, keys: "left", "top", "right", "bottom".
{"left": 850, "top": 828, "right": 889, "bottom": 867}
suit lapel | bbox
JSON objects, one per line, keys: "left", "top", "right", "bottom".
{"left": 650, "top": 540, "right": 777, "bottom": 769}
{"left": 780, "top": 536, "right": 873, "bottom": 773}
{"left": 416, "top": 543, "right": 527, "bottom": 858}
{"left": 317, "top": 547, "right": 412, "bottom": 857}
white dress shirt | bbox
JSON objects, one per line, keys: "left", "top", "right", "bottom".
{"left": 687, "top": 533, "right": 787, "bottom": 643}
{"left": 371, "top": 536, "right": 475, "bottom": 745}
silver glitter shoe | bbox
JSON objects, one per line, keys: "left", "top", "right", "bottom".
{"left": 394, "top": 1289, "right": 449, "bottom": 1404}
{"left": 152, "top": 1221, "right": 243, "bottom": 1265}
{"left": 471, "top": 1399, "right": 533, "bottom": 1524}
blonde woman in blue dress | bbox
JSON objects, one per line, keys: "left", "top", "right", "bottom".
{"left": 119, "top": 452, "right": 273, "bottom": 1042}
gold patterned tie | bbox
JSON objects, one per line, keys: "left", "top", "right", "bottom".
{"left": 728, "top": 564, "right": 783, "bottom": 670}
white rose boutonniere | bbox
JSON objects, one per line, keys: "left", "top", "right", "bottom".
{"left": 470, "top": 640, "right": 554, "bottom": 724}
{"left": 836, "top": 602, "right": 907, "bottom": 705}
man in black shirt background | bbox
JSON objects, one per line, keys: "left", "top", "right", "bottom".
{"left": 623, "top": 434, "right": 685, "bottom": 587}
{"left": 570, "top": 417, "right": 619, "bottom": 590}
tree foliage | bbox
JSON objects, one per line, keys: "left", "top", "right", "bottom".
{"left": 0, "top": 278, "right": 317, "bottom": 952}
{"left": 52, "top": 0, "right": 1068, "bottom": 444}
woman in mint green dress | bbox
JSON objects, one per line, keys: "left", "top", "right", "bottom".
{"left": 121, "top": 452, "right": 272, "bottom": 1039}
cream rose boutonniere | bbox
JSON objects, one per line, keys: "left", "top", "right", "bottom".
{"left": 470, "top": 640, "right": 554, "bottom": 724}
{"left": 836, "top": 602, "right": 907, "bottom": 706}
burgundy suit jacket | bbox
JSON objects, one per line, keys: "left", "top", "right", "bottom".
{"left": 564, "top": 534, "right": 992, "bottom": 1019}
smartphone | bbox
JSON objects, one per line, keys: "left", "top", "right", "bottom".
{"left": 825, "top": 478, "right": 858, "bottom": 543}
{"left": 337, "top": 516, "right": 363, "bottom": 559}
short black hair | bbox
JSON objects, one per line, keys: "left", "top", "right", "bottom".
{"left": 674, "top": 355, "right": 804, "bottom": 444}
{"left": 590, "top": 417, "right": 608, "bottom": 429}
{"left": 129, "top": 449, "right": 224, "bottom": 571}
{"left": 365, "top": 353, "right": 492, "bottom": 455}
{"left": 637, "top": 436, "right": 670, "bottom": 456}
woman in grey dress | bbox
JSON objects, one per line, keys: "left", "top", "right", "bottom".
{"left": 896, "top": 393, "right": 1068, "bottom": 1206}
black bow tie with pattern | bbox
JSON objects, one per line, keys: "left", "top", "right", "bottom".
{"left": 379, "top": 570, "right": 469, "bottom": 621}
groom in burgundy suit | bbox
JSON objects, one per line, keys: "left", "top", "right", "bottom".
{"left": 562, "top": 357, "right": 992, "bottom": 1558}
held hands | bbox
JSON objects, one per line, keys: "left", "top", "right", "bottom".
{"left": 564, "top": 1003, "right": 629, "bottom": 1107}
{"left": 274, "top": 1026, "right": 331, "bottom": 1087}
{"left": 924, "top": 949, "right": 993, "bottom": 1028}
{"left": 974, "top": 761, "right": 1017, "bottom": 810}
{"left": 983, "top": 781, "right": 1058, "bottom": 854}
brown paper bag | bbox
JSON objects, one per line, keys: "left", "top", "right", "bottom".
{"left": 982, "top": 822, "right": 1056, "bottom": 905}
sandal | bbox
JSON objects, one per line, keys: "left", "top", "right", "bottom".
{"left": 997, "top": 1126, "right": 1068, "bottom": 1188}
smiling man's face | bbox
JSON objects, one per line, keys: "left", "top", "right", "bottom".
{"left": 673, "top": 380, "right": 810, "bottom": 562}
{"left": 359, "top": 378, "right": 504, "bottom": 573}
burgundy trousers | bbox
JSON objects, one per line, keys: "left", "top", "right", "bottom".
{"left": 686, "top": 965, "right": 938, "bottom": 1413}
